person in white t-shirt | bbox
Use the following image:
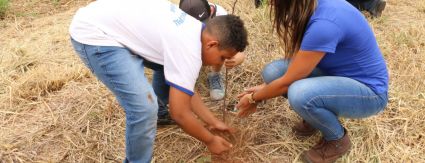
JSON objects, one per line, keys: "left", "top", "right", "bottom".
{"left": 179, "top": 0, "right": 246, "bottom": 101}
{"left": 153, "top": 0, "right": 247, "bottom": 126}
{"left": 69, "top": 0, "right": 248, "bottom": 162}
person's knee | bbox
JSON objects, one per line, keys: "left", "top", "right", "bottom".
{"left": 262, "top": 60, "right": 288, "bottom": 84}
{"left": 261, "top": 64, "right": 276, "bottom": 84}
{"left": 143, "top": 92, "right": 159, "bottom": 118}
{"left": 124, "top": 91, "right": 159, "bottom": 122}
{"left": 288, "top": 80, "right": 316, "bottom": 113}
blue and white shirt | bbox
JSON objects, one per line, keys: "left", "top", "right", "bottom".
{"left": 70, "top": 0, "right": 204, "bottom": 95}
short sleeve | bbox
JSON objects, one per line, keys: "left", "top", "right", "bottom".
{"left": 163, "top": 45, "right": 202, "bottom": 96}
{"left": 162, "top": 18, "right": 203, "bottom": 96}
{"left": 300, "top": 19, "right": 343, "bottom": 53}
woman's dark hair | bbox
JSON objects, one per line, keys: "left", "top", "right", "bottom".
{"left": 270, "top": 0, "right": 317, "bottom": 58}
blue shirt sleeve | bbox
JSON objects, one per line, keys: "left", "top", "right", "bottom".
{"left": 300, "top": 19, "right": 343, "bottom": 54}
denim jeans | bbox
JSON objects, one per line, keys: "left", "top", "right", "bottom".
{"left": 262, "top": 59, "right": 388, "bottom": 140}
{"left": 142, "top": 62, "right": 170, "bottom": 117}
{"left": 71, "top": 38, "right": 157, "bottom": 163}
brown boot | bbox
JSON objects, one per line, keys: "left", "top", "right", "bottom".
{"left": 292, "top": 120, "right": 318, "bottom": 137}
{"left": 302, "top": 128, "right": 352, "bottom": 163}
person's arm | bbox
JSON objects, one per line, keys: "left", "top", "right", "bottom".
{"left": 255, "top": 50, "right": 325, "bottom": 99}
{"left": 169, "top": 87, "right": 232, "bottom": 154}
{"left": 236, "top": 50, "right": 325, "bottom": 117}
{"left": 190, "top": 92, "right": 220, "bottom": 124}
{"left": 190, "top": 92, "right": 234, "bottom": 132}
{"left": 224, "top": 52, "right": 245, "bottom": 68}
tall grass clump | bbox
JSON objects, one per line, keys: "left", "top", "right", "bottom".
{"left": 0, "top": 0, "right": 8, "bottom": 18}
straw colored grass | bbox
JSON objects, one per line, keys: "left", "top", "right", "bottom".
{"left": 1, "top": 0, "right": 424, "bottom": 162}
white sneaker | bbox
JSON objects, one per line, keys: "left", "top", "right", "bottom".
{"left": 208, "top": 72, "right": 225, "bottom": 100}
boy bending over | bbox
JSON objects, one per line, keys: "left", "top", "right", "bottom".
{"left": 69, "top": 0, "right": 248, "bottom": 162}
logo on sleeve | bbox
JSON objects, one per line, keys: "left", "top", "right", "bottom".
{"left": 199, "top": 12, "right": 205, "bottom": 18}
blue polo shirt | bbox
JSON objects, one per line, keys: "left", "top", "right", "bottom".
{"left": 301, "top": 0, "right": 388, "bottom": 94}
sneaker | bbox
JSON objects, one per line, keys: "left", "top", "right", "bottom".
{"left": 302, "top": 128, "right": 352, "bottom": 163}
{"left": 157, "top": 99, "right": 176, "bottom": 126}
{"left": 157, "top": 112, "right": 176, "bottom": 126}
{"left": 369, "top": 0, "right": 386, "bottom": 18}
{"left": 208, "top": 72, "right": 225, "bottom": 100}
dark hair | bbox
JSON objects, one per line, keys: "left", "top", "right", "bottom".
{"left": 270, "top": 0, "right": 316, "bottom": 58}
{"left": 205, "top": 15, "right": 248, "bottom": 52}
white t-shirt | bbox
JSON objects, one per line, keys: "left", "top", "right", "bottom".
{"left": 210, "top": 3, "right": 228, "bottom": 16}
{"left": 69, "top": 0, "right": 203, "bottom": 96}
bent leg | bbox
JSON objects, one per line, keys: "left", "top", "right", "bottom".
{"left": 71, "top": 39, "right": 157, "bottom": 162}
{"left": 261, "top": 59, "right": 326, "bottom": 84}
{"left": 288, "top": 76, "right": 387, "bottom": 140}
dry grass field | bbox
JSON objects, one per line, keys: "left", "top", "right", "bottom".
{"left": 0, "top": 0, "right": 424, "bottom": 162}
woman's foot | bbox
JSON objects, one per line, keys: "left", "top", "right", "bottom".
{"left": 302, "top": 128, "right": 352, "bottom": 163}
{"left": 292, "top": 120, "right": 318, "bottom": 137}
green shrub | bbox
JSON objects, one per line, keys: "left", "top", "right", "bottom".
{"left": 0, "top": 0, "right": 9, "bottom": 18}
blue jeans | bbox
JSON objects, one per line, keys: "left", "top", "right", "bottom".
{"left": 262, "top": 60, "right": 388, "bottom": 140}
{"left": 71, "top": 38, "right": 157, "bottom": 163}
{"left": 142, "top": 62, "right": 170, "bottom": 117}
